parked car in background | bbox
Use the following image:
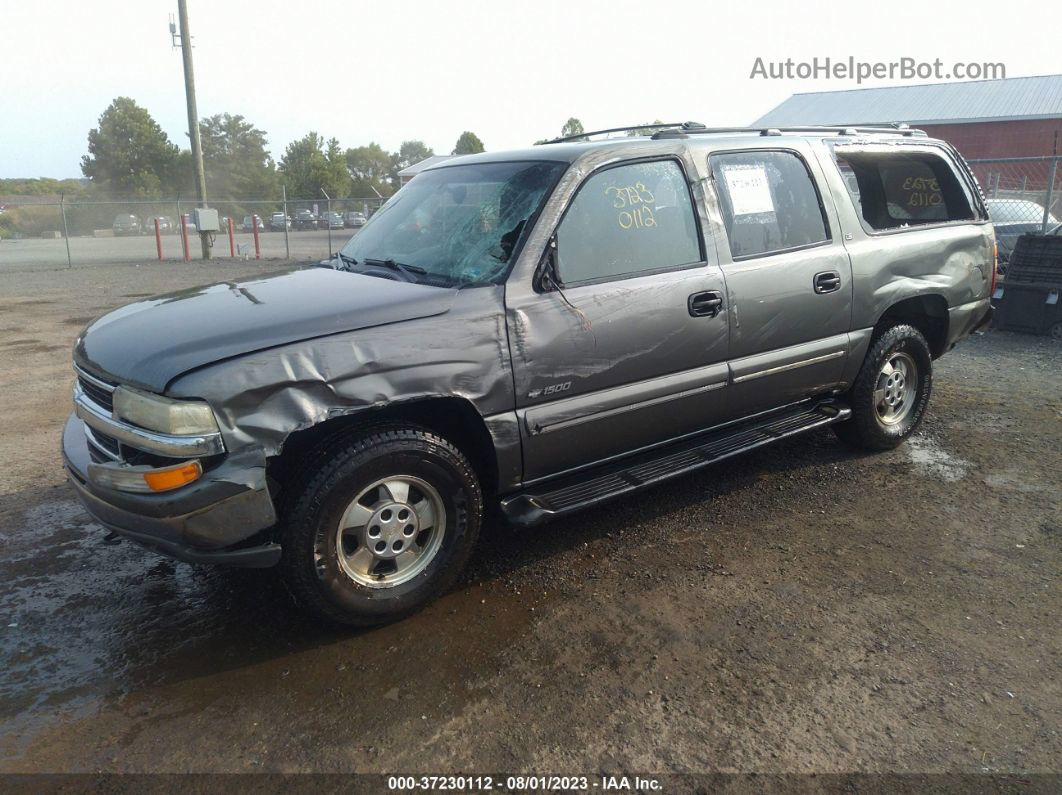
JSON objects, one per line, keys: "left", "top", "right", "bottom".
{"left": 149, "top": 216, "right": 173, "bottom": 234}
{"left": 270, "top": 212, "right": 291, "bottom": 231}
{"left": 112, "top": 215, "right": 141, "bottom": 236}
{"left": 344, "top": 211, "right": 367, "bottom": 228}
{"left": 241, "top": 215, "right": 265, "bottom": 233}
{"left": 293, "top": 209, "right": 318, "bottom": 230}
{"left": 320, "top": 211, "right": 345, "bottom": 230}
{"left": 180, "top": 214, "right": 198, "bottom": 234}
{"left": 987, "top": 198, "right": 1059, "bottom": 268}
{"left": 64, "top": 123, "right": 994, "bottom": 626}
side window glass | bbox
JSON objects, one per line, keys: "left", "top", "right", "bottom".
{"left": 555, "top": 160, "right": 701, "bottom": 284}
{"left": 833, "top": 149, "right": 976, "bottom": 230}
{"left": 709, "top": 150, "right": 829, "bottom": 260}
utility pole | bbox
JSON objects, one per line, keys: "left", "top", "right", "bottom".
{"left": 175, "top": 0, "right": 210, "bottom": 260}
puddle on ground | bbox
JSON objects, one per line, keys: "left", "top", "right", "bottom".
{"left": 906, "top": 435, "right": 969, "bottom": 482}
{"left": 983, "top": 470, "right": 1047, "bottom": 493}
{"left": 0, "top": 494, "right": 537, "bottom": 759}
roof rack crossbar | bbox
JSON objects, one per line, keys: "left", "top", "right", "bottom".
{"left": 538, "top": 122, "right": 926, "bottom": 144}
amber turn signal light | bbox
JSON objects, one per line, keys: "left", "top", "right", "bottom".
{"left": 142, "top": 461, "right": 203, "bottom": 492}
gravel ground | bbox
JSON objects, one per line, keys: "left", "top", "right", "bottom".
{"left": 0, "top": 262, "right": 1058, "bottom": 778}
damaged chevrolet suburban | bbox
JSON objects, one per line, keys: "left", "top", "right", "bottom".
{"left": 64, "top": 123, "right": 995, "bottom": 625}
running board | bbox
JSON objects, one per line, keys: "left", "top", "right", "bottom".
{"left": 499, "top": 400, "right": 851, "bottom": 526}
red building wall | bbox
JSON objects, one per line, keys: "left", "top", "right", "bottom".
{"left": 920, "top": 118, "right": 1062, "bottom": 159}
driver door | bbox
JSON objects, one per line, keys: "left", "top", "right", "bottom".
{"left": 506, "top": 157, "right": 731, "bottom": 483}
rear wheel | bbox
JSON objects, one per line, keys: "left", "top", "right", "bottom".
{"left": 833, "top": 323, "right": 932, "bottom": 450}
{"left": 1048, "top": 321, "right": 1062, "bottom": 341}
{"left": 281, "top": 425, "right": 482, "bottom": 626}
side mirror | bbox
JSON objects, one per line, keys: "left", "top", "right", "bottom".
{"left": 534, "top": 236, "right": 559, "bottom": 292}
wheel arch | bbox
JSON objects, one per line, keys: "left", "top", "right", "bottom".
{"left": 876, "top": 294, "right": 950, "bottom": 358}
{"left": 268, "top": 397, "right": 503, "bottom": 509}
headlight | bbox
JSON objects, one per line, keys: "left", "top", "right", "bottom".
{"left": 112, "top": 386, "right": 219, "bottom": 435}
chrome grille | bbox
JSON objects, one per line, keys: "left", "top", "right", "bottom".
{"left": 74, "top": 366, "right": 116, "bottom": 412}
{"left": 85, "top": 426, "right": 121, "bottom": 460}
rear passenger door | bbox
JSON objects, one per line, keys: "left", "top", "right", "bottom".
{"left": 708, "top": 146, "right": 853, "bottom": 414}
{"left": 507, "top": 158, "right": 730, "bottom": 483}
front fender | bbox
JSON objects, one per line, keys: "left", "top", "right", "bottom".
{"left": 165, "top": 287, "right": 516, "bottom": 460}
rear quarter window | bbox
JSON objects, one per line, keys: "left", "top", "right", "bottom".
{"left": 833, "top": 149, "right": 978, "bottom": 231}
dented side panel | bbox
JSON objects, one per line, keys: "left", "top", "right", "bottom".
{"left": 166, "top": 286, "right": 520, "bottom": 484}
{"left": 810, "top": 140, "right": 995, "bottom": 331}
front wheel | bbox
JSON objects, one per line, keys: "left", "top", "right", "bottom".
{"left": 833, "top": 323, "right": 933, "bottom": 451}
{"left": 281, "top": 425, "right": 482, "bottom": 626}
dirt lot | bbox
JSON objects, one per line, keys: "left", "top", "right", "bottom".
{"left": 0, "top": 262, "right": 1058, "bottom": 778}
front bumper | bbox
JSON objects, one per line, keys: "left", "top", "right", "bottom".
{"left": 62, "top": 414, "right": 281, "bottom": 568}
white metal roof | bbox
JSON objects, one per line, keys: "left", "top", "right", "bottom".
{"left": 753, "top": 74, "right": 1062, "bottom": 127}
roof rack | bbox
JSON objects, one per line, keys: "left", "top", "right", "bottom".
{"left": 538, "top": 121, "right": 926, "bottom": 144}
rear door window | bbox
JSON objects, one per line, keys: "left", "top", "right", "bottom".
{"left": 709, "top": 150, "right": 830, "bottom": 260}
{"left": 833, "top": 149, "right": 977, "bottom": 231}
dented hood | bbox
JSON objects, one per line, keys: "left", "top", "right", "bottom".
{"left": 75, "top": 267, "right": 456, "bottom": 392}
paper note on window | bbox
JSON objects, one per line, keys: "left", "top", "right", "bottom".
{"left": 723, "top": 166, "right": 774, "bottom": 216}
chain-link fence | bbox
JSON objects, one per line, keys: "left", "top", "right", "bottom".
{"left": 0, "top": 195, "right": 387, "bottom": 270}
{"left": 5, "top": 158, "right": 1061, "bottom": 271}
{"left": 967, "top": 156, "right": 1062, "bottom": 266}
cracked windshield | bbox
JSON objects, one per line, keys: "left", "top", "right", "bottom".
{"left": 337, "top": 160, "right": 566, "bottom": 286}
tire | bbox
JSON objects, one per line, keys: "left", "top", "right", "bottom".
{"left": 281, "top": 425, "right": 482, "bottom": 626}
{"left": 833, "top": 323, "right": 932, "bottom": 451}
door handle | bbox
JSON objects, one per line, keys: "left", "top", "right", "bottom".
{"left": 813, "top": 271, "right": 842, "bottom": 294}
{"left": 688, "top": 290, "right": 724, "bottom": 317}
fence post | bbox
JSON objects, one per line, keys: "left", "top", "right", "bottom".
{"left": 181, "top": 213, "right": 191, "bottom": 261}
{"left": 282, "top": 185, "right": 290, "bottom": 260}
{"left": 322, "top": 188, "right": 332, "bottom": 259}
{"left": 228, "top": 216, "right": 235, "bottom": 257}
{"left": 252, "top": 214, "right": 261, "bottom": 259}
{"left": 59, "top": 192, "right": 72, "bottom": 269}
{"left": 1043, "top": 159, "right": 1059, "bottom": 234}
{"left": 155, "top": 218, "right": 163, "bottom": 260}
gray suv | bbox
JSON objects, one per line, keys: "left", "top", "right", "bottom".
{"left": 63, "top": 123, "right": 994, "bottom": 625}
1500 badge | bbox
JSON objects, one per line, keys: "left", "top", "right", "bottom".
{"left": 527, "top": 381, "right": 572, "bottom": 399}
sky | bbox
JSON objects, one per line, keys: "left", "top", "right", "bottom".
{"left": 3, "top": 0, "right": 1059, "bottom": 179}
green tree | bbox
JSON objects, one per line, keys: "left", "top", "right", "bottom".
{"left": 560, "top": 117, "right": 585, "bottom": 139}
{"left": 81, "top": 97, "right": 180, "bottom": 197}
{"left": 278, "top": 132, "right": 349, "bottom": 199}
{"left": 346, "top": 142, "right": 394, "bottom": 198}
{"left": 452, "top": 131, "right": 485, "bottom": 155}
{"left": 390, "top": 140, "right": 435, "bottom": 189}
{"left": 199, "top": 113, "right": 278, "bottom": 200}
{"left": 392, "top": 140, "right": 434, "bottom": 170}
{"left": 0, "top": 177, "right": 90, "bottom": 198}
{"left": 323, "top": 137, "right": 349, "bottom": 198}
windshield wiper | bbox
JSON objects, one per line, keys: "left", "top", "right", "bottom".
{"left": 335, "top": 251, "right": 359, "bottom": 270}
{"left": 363, "top": 257, "right": 427, "bottom": 282}
{"left": 319, "top": 251, "right": 360, "bottom": 271}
